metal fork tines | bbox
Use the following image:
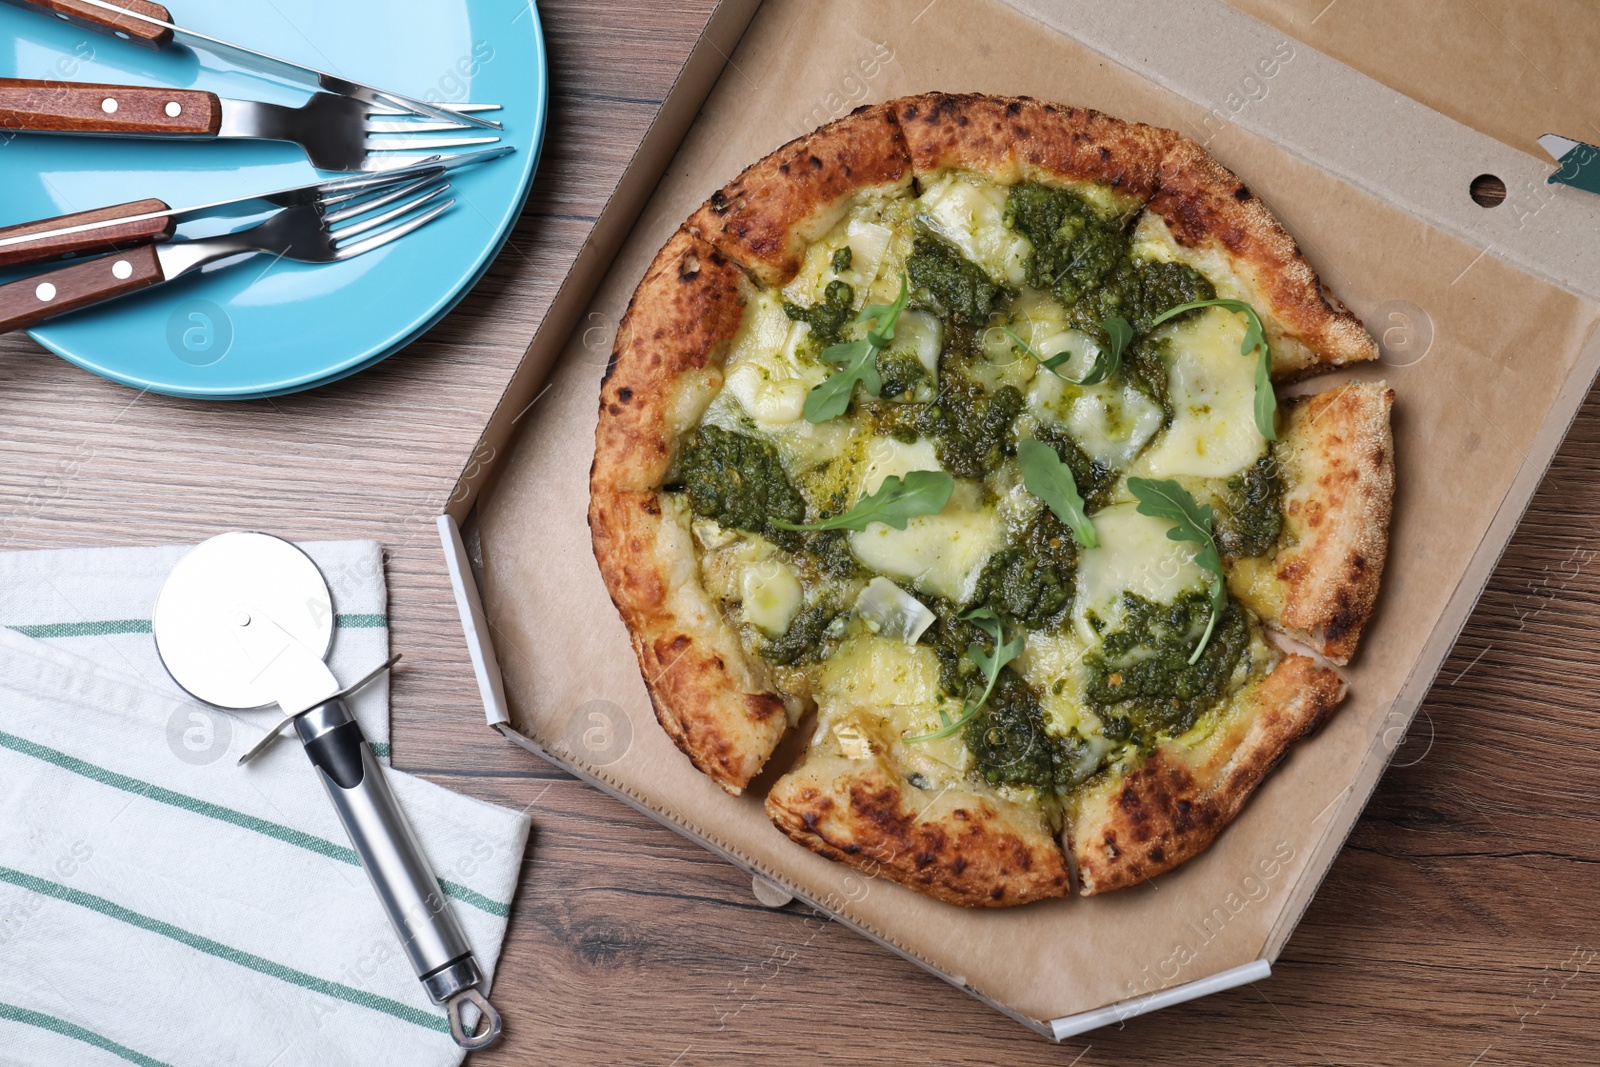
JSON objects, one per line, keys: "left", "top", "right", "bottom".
{"left": 156, "top": 179, "right": 455, "bottom": 280}
{"left": 218, "top": 94, "right": 501, "bottom": 172}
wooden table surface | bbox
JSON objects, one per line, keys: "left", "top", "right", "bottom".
{"left": 3, "top": 3, "right": 1597, "bottom": 1064}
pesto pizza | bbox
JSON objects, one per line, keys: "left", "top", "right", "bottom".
{"left": 590, "top": 94, "right": 1394, "bottom": 906}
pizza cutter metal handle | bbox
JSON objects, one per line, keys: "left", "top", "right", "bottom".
{"left": 295, "top": 696, "right": 503, "bottom": 1050}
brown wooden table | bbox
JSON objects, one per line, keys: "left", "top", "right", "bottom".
{"left": 2, "top": 3, "right": 1596, "bottom": 1064}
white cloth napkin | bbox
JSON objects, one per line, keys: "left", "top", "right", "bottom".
{"left": 0, "top": 541, "right": 393, "bottom": 763}
{"left": 0, "top": 542, "right": 529, "bottom": 1067}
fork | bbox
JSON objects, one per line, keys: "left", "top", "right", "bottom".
{"left": 0, "top": 177, "right": 454, "bottom": 333}
{"left": 0, "top": 78, "right": 501, "bottom": 172}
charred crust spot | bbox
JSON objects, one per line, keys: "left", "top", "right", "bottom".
{"left": 744, "top": 692, "right": 786, "bottom": 723}
{"left": 1098, "top": 146, "right": 1110, "bottom": 160}
{"left": 990, "top": 885, "right": 1005, "bottom": 901}
{"left": 1149, "top": 846, "right": 1165, "bottom": 863}
{"left": 641, "top": 497, "right": 662, "bottom": 517}
{"left": 952, "top": 857, "right": 968, "bottom": 875}
{"left": 1233, "top": 185, "right": 1252, "bottom": 201}
{"left": 1006, "top": 101, "right": 1021, "bottom": 115}
{"left": 709, "top": 190, "right": 729, "bottom": 215}
{"left": 616, "top": 387, "right": 633, "bottom": 403}
{"left": 809, "top": 154, "right": 823, "bottom": 169}
{"left": 778, "top": 162, "right": 789, "bottom": 174}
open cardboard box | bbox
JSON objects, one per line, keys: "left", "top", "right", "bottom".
{"left": 434, "top": 0, "right": 1600, "bottom": 1039}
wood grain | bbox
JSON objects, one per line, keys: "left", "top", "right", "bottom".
{"left": 0, "top": 198, "right": 173, "bottom": 267}
{"left": 0, "top": 2, "right": 1595, "bottom": 1064}
{"left": 0, "top": 0, "right": 173, "bottom": 48}
{"left": 0, "top": 79, "right": 219, "bottom": 135}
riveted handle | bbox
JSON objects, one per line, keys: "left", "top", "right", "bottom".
{"left": 0, "top": 199, "right": 174, "bottom": 268}
{"left": 0, "top": 244, "right": 163, "bottom": 334}
{"left": 2, "top": 0, "right": 174, "bottom": 49}
{"left": 0, "top": 79, "right": 219, "bottom": 135}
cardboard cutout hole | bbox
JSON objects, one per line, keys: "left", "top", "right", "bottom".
{"left": 1470, "top": 174, "right": 1507, "bottom": 207}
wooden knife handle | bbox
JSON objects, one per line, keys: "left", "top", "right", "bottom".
{"left": 0, "top": 243, "right": 164, "bottom": 334}
{"left": 2, "top": 0, "right": 175, "bottom": 49}
{"left": 0, "top": 199, "right": 174, "bottom": 268}
{"left": 0, "top": 79, "right": 219, "bottom": 135}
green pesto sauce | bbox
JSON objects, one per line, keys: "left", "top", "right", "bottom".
{"left": 830, "top": 245, "right": 853, "bottom": 273}
{"left": 783, "top": 279, "right": 855, "bottom": 345}
{"left": 919, "top": 598, "right": 987, "bottom": 696}
{"left": 1030, "top": 425, "right": 1120, "bottom": 514}
{"left": 1086, "top": 591, "right": 1252, "bottom": 748}
{"left": 1002, "top": 182, "right": 1214, "bottom": 340}
{"left": 1213, "top": 452, "right": 1285, "bottom": 560}
{"left": 906, "top": 233, "right": 1011, "bottom": 324}
{"left": 874, "top": 349, "right": 928, "bottom": 401}
{"left": 1124, "top": 334, "right": 1175, "bottom": 419}
{"left": 675, "top": 425, "right": 805, "bottom": 541}
{"left": 973, "top": 508, "right": 1078, "bottom": 628}
{"left": 965, "top": 670, "right": 1060, "bottom": 792}
{"left": 763, "top": 603, "right": 834, "bottom": 666}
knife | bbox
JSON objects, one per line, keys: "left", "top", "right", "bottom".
{"left": 0, "top": 145, "right": 508, "bottom": 267}
{"left": 3, "top": 0, "right": 502, "bottom": 131}
{"left": 0, "top": 77, "right": 501, "bottom": 172}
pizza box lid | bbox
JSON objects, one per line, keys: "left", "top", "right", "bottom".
{"left": 432, "top": 0, "right": 1600, "bottom": 1038}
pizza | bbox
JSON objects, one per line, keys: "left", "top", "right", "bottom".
{"left": 589, "top": 94, "right": 1393, "bottom": 906}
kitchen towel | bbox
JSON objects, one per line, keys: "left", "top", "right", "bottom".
{"left": 0, "top": 541, "right": 393, "bottom": 763}
{"left": 0, "top": 542, "right": 529, "bottom": 1067}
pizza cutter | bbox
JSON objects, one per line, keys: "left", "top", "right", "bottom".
{"left": 152, "top": 532, "right": 503, "bottom": 1050}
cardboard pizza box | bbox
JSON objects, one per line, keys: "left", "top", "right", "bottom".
{"left": 435, "top": 0, "right": 1600, "bottom": 1038}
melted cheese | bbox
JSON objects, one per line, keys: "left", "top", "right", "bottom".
{"left": 917, "top": 172, "right": 1031, "bottom": 286}
{"left": 721, "top": 290, "right": 827, "bottom": 428}
{"left": 741, "top": 559, "right": 802, "bottom": 636}
{"left": 1072, "top": 502, "right": 1210, "bottom": 644}
{"left": 1133, "top": 306, "right": 1266, "bottom": 479}
{"left": 846, "top": 437, "right": 1004, "bottom": 602}
{"left": 1028, "top": 370, "right": 1164, "bottom": 469}
{"left": 818, "top": 635, "right": 972, "bottom": 773}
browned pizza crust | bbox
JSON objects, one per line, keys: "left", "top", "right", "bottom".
{"left": 1143, "top": 138, "right": 1379, "bottom": 378}
{"left": 590, "top": 229, "right": 792, "bottom": 794}
{"left": 893, "top": 92, "right": 1177, "bottom": 202}
{"left": 767, "top": 726, "right": 1070, "bottom": 907}
{"left": 1069, "top": 654, "right": 1346, "bottom": 895}
{"left": 686, "top": 101, "right": 913, "bottom": 287}
{"left": 1250, "top": 381, "right": 1396, "bottom": 665}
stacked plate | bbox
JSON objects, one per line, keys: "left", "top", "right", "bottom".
{"left": 0, "top": 0, "right": 547, "bottom": 399}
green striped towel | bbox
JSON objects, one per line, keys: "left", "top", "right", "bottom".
{"left": 0, "top": 540, "right": 394, "bottom": 763}
{"left": 0, "top": 544, "right": 528, "bottom": 1066}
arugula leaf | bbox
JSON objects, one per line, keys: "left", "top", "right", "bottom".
{"left": 802, "top": 339, "right": 881, "bottom": 423}
{"left": 1083, "top": 315, "right": 1134, "bottom": 386}
{"left": 802, "top": 273, "right": 909, "bottom": 424}
{"left": 771, "top": 469, "right": 953, "bottom": 532}
{"left": 1126, "top": 477, "right": 1229, "bottom": 664}
{"left": 1017, "top": 439, "right": 1098, "bottom": 548}
{"left": 904, "top": 608, "right": 1025, "bottom": 743}
{"left": 1004, "top": 313, "right": 1133, "bottom": 386}
{"left": 1146, "top": 298, "right": 1277, "bottom": 441}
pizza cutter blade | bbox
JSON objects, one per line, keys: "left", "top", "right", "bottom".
{"left": 152, "top": 532, "right": 504, "bottom": 1050}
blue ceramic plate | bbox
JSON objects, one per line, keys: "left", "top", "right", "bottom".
{"left": 0, "top": 0, "right": 546, "bottom": 398}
